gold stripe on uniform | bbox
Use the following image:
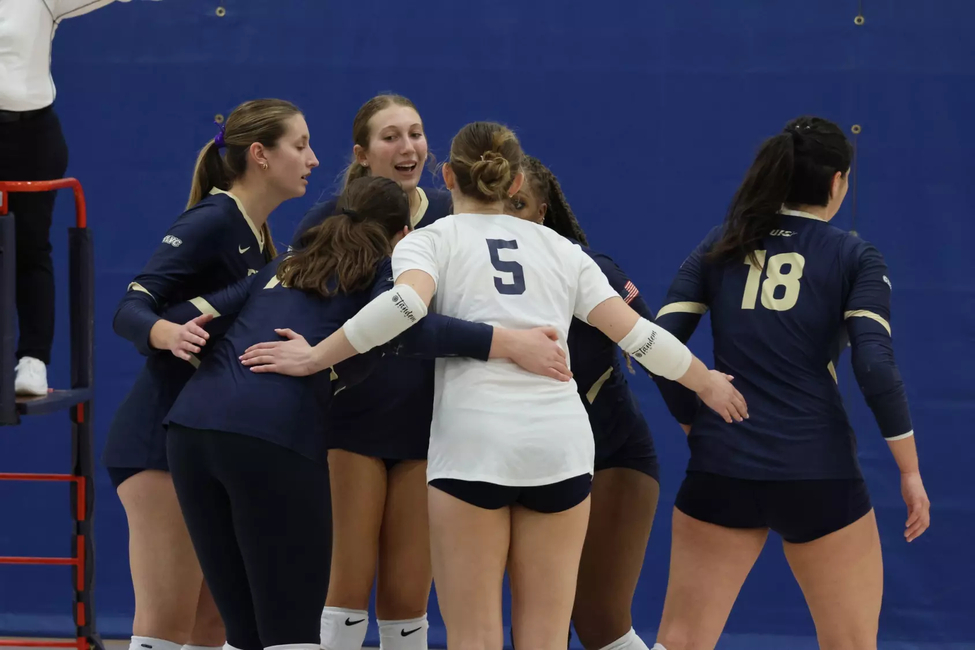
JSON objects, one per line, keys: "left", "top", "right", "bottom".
{"left": 585, "top": 367, "right": 614, "bottom": 404}
{"left": 656, "top": 301, "right": 708, "bottom": 318}
{"left": 189, "top": 296, "right": 221, "bottom": 318}
{"left": 209, "top": 187, "right": 265, "bottom": 252}
{"left": 827, "top": 361, "right": 837, "bottom": 384}
{"left": 844, "top": 310, "right": 891, "bottom": 336}
{"left": 127, "top": 282, "right": 152, "bottom": 295}
{"left": 187, "top": 354, "right": 201, "bottom": 369}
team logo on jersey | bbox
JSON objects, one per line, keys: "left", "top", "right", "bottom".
{"left": 239, "top": 245, "right": 251, "bottom": 254}
{"left": 769, "top": 229, "right": 796, "bottom": 237}
{"left": 162, "top": 235, "right": 182, "bottom": 247}
{"left": 247, "top": 269, "right": 258, "bottom": 276}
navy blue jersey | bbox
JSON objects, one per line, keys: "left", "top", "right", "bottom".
{"left": 656, "top": 211, "right": 914, "bottom": 480}
{"left": 569, "top": 246, "right": 665, "bottom": 471}
{"left": 103, "top": 190, "right": 270, "bottom": 471}
{"left": 291, "top": 187, "right": 455, "bottom": 459}
{"left": 162, "top": 257, "right": 492, "bottom": 463}
{"left": 114, "top": 190, "right": 269, "bottom": 358}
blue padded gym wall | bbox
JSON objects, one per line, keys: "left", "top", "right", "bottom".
{"left": 1, "top": 1, "right": 972, "bottom": 648}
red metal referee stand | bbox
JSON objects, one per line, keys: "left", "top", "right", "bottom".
{"left": 0, "top": 179, "right": 103, "bottom": 650}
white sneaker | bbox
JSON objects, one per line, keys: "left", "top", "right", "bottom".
{"left": 15, "top": 357, "right": 48, "bottom": 396}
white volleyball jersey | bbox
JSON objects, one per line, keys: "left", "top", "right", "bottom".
{"left": 391, "top": 213, "right": 619, "bottom": 486}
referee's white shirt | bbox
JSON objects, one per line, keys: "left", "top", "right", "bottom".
{"left": 392, "top": 213, "right": 620, "bottom": 487}
{"left": 0, "top": 0, "right": 121, "bottom": 111}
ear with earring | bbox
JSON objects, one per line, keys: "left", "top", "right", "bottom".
{"left": 261, "top": 162, "right": 268, "bottom": 171}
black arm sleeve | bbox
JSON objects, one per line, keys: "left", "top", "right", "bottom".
{"left": 845, "top": 244, "right": 914, "bottom": 439}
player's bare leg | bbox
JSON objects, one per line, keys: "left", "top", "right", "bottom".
{"left": 508, "top": 497, "right": 591, "bottom": 650}
{"left": 783, "top": 510, "right": 882, "bottom": 650}
{"left": 655, "top": 508, "right": 767, "bottom": 650}
{"left": 428, "top": 486, "right": 510, "bottom": 650}
{"left": 376, "top": 460, "right": 434, "bottom": 645}
{"left": 117, "top": 470, "right": 211, "bottom": 645}
{"left": 572, "top": 469, "right": 658, "bottom": 649}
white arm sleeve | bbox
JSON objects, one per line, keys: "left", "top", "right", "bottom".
{"left": 573, "top": 250, "right": 621, "bottom": 322}
{"left": 391, "top": 227, "right": 442, "bottom": 289}
{"left": 618, "top": 318, "right": 693, "bottom": 381}
{"left": 343, "top": 285, "right": 429, "bottom": 354}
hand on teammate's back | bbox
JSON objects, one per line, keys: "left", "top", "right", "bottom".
{"left": 698, "top": 370, "right": 748, "bottom": 424}
{"left": 490, "top": 326, "right": 572, "bottom": 382}
{"left": 241, "top": 328, "right": 317, "bottom": 376}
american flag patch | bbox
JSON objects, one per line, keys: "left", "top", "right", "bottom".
{"left": 623, "top": 280, "right": 639, "bottom": 303}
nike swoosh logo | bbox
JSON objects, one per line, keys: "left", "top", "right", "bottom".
{"left": 401, "top": 627, "right": 422, "bottom": 637}
{"left": 345, "top": 618, "right": 365, "bottom": 626}
{"left": 239, "top": 246, "right": 250, "bottom": 254}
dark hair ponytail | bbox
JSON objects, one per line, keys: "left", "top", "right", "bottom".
{"left": 709, "top": 116, "right": 852, "bottom": 265}
{"left": 277, "top": 177, "right": 410, "bottom": 297}
{"left": 520, "top": 155, "right": 589, "bottom": 246}
{"left": 708, "top": 133, "right": 795, "bottom": 266}
{"left": 187, "top": 140, "right": 233, "bottom": 209}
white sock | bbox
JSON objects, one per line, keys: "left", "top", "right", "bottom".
{"left": 378, "top": 615, "right": 428, "bottom": 650}
{"left": 597, "top": 629, "right": 651, "bottom": 650}
{"left": 651, "top": 644, "right": 668, "bottom": 650}
{"left": 222, "top": 645, "right": 244, "bottom": 650}
{"left": 130, "top": 638, "right": 182, "bottom": 650}
{"left": 183, "top": 645, "right": 223, "bottom": 650}
{"left": 320, "top": 606, "right": 369, "bottom": 650}
{"left": 264, "top": 645, "right": 320, "bottom": 650}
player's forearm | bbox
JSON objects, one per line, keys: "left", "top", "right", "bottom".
{"left": 672, "top": 356, "right": 711, "bottom": 393}
{"left": 390, "top": 315, "right": 493, "bottom": 361}
{"left": 850, "top": 336, "right": 914, "bottom": 440}
{"left": 113, "top": 290, "right": 164, "bottom": 356}
{"left": 589, "top": 299, "right": 691, "bottom": 376}
{"left": 887, "top": 435, "right": 920, "bottom": 475}
{"left": 309, "top": 329, "right": 359, "bottom": 375}
{"left": 147, "top": 320, "right": 178, "bottom": 351}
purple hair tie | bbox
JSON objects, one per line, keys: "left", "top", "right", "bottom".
{"left": 214, "top": 121, "right": 227, "bottom": 150}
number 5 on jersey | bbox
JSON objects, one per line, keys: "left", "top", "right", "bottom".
{"left": 742, "top": 250, "right": 806, "bottom": 311}
{"left": 486, "top": 239, "right": 526, "bottom": 295}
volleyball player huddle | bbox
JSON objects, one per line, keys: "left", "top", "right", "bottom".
{"left": 105, "top": 94, "right": 931, "bottom": 650}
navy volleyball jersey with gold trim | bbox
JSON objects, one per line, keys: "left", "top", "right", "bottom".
{"left": 292, "top": 187, "right": 453, "bottom": 460}
{"left": 103, "top": 189, "right": 269, "bottom": 474}
{"left": 657, "top": 210, "right": 913, "bottom": 480}
{"left": 162, "top": 259, "right": 380, "bottom": 463}
{"left": 160, "top": 256, "right": 492, "bottom": 463}
{"left": 569, "top": 245, "right": 661, "bottom": 480}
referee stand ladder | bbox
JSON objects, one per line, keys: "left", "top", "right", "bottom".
{"left": 0, "top": 179, "right": 103, "bottom": 650}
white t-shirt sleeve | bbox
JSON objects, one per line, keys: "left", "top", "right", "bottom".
{"left": 572, "top": 248, "right": 620, "bottom": 322}
{"left": 50, "top": 0, "right": 121, "bottom": 21}
{"left": 391, "top": 226, "right": 442, "bottom": 290}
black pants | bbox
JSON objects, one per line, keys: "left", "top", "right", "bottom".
{"left": 0, "top": 106, "right": 69, "bottom": 364}
{"left": 167, "top": 424, "right": 332, "bottom": 650}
